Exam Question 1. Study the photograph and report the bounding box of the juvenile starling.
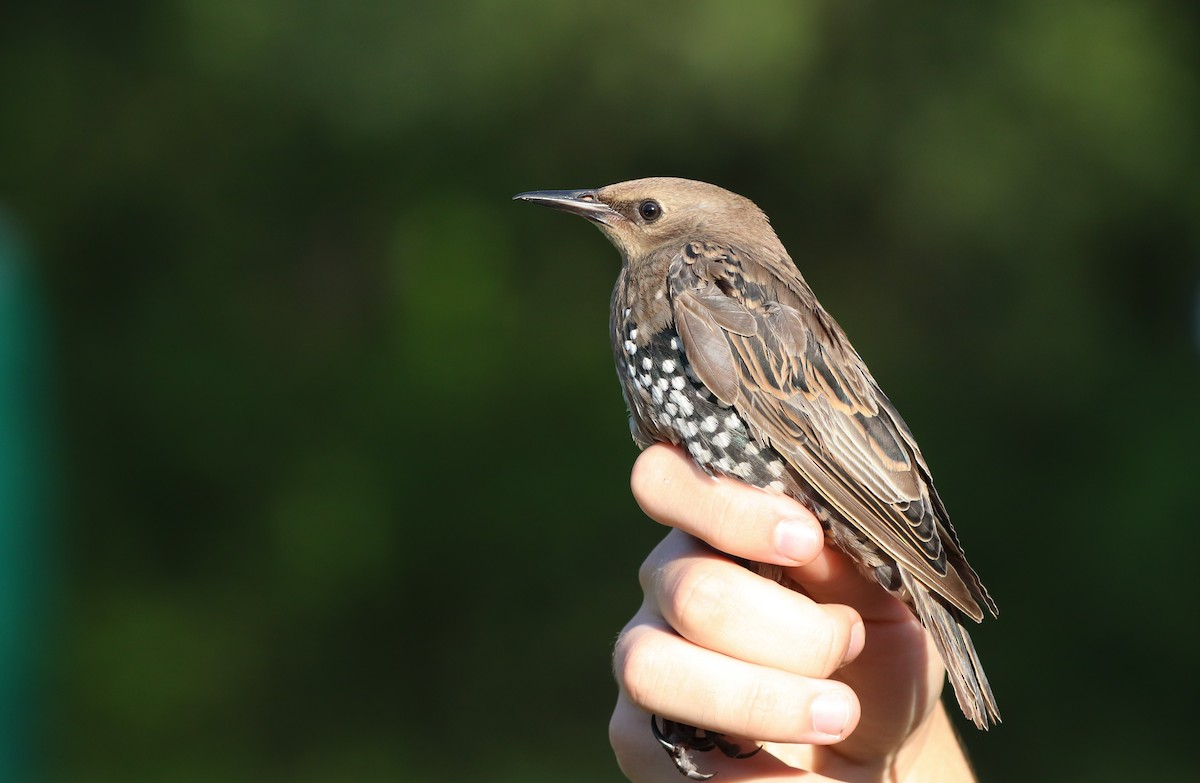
[515,178,998,779]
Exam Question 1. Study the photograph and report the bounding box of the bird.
[514,178,998,779]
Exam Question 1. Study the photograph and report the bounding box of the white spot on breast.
[671,376,686,390]
[725,414,742,430]
[651,385,664,404]
[669,337,679,350]
[629,328,638,340]
[734,461,751,477]
[656,378,669,391]
[661,359,676,373]
[642,357,652,370]
[767,460,785,477]
[664,402,678,417]
[712,431,732,449]
[767,480,786,493]
[626,363,636,378]
[715,456,734,472]
[640,374,651,387]
[701,416,719,433]
[624,340,637,355]
[743,442,759,455]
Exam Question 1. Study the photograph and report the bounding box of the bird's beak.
[512,189,618,224]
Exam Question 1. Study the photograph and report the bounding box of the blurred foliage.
[1,1,1197,781]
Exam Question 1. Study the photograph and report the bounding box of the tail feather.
[903,570,1000,728]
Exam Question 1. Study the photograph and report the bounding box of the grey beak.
[513,189,617,223]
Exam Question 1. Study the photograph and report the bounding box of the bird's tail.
[902,570,1000,729]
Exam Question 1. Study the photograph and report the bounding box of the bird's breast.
[613,309,791,491]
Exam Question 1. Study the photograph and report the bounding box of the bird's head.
[515,177,782,261]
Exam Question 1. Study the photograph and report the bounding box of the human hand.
[609,444,976,782]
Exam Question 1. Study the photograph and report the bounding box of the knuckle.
[612,626,666,707]
[807,620,846,677]
[636,553,659,595]
[701,482,767,552]
[739,677,789,731]
[809,607,856,676]
[701,489,738,541]
[666,563,727,636]
[638,532,687,596]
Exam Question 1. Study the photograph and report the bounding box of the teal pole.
[0,212,50,781]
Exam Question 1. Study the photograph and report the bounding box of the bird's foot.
[651,715,761,779]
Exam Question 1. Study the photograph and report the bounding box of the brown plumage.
[516,177,999,779]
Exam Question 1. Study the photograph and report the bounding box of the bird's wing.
[670,241,994,620]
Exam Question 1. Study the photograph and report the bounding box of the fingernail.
[775,519,821,563]
[811,692,851,738]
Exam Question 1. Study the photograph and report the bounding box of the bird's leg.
[650,715,761,780]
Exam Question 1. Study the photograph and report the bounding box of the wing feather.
[670,241,993,620]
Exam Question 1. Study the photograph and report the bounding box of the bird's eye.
[638,200,662,222]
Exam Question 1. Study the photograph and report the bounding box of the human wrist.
[890,702,978,783]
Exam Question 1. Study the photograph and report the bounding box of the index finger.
[631,444,825,568]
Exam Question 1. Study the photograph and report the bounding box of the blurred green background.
[1,1,1197,781]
